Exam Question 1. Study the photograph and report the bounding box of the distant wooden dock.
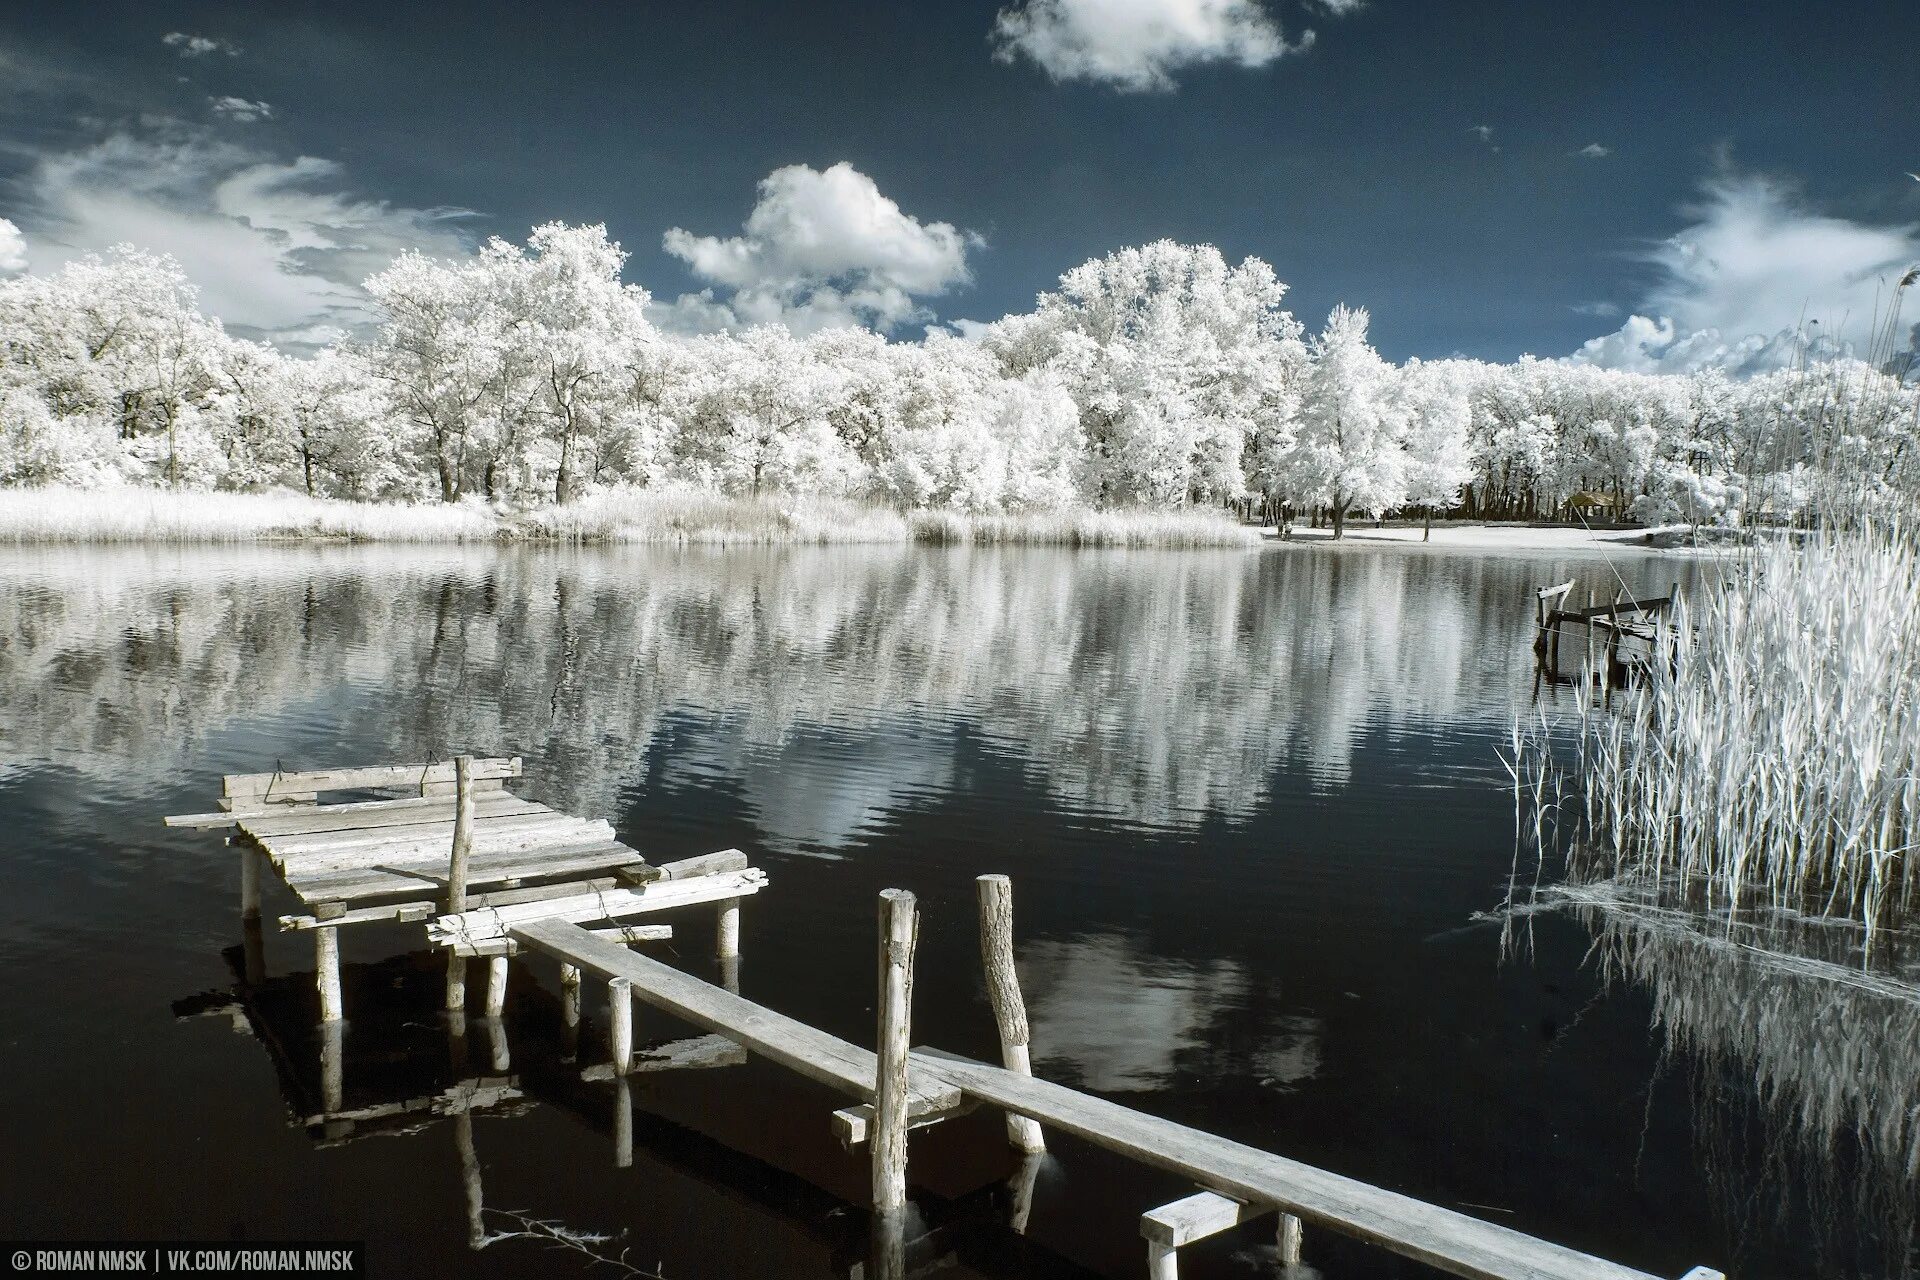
[168,756,1723,1280]
[1532,580,1682,690]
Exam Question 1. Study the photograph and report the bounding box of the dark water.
[0,542,1910,1280]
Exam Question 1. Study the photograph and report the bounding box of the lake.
[0,541,1910,1280]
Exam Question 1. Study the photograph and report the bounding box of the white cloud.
[208,96,272,123]
[1574,142,1611,159]
[1468,124,1493,142]
[657,162,979,335]
[162,32,239,58]
[1573,171,1920,375]
[1570,300,1621,318]
[990,0,1311,93]
[0,218,25,274]
[1310,0,1365,12]
[12,126,478,342]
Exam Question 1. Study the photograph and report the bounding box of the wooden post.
[315,926,343,1023]
[609,977,633,1075]
[1278,1211,1303,1266]
[716,897,741,960]
[976,875,1046,1154]
[445,755,475,1013]
[1007,1150,1042,1235]
[240,846,261,921]
[560,960,582,1046]
[719,954,741,996]
[872,888,918,1214]
[1147,1241,1178,1280]
[241,915,266,986]
[484,956,509,1017]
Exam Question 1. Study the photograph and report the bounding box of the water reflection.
[1022,932,1321,1094]
[1573,895,1920,1280]
[0,543,1632,835]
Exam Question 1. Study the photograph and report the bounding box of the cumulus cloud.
[1574,142,1611,158]
[657,162,979,335]
[1310,0,1365,12]
[208,96,271,123]
[11,126,478,342]
[990,0,1312,92]
[162,32,239,58]
[1570,300,1621,318]
[0,218,26,274]
[1572,170,1920,375]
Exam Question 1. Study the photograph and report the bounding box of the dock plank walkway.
[915,1047,1662,1280]
[511,918,961,1117]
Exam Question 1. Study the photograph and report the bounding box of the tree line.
[3,227,1914,531]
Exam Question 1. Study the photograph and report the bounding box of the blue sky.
[2,0,1916,366]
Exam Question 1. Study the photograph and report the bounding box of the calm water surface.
[0,542,1910,1279]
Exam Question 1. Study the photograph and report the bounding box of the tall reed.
[1562,526,1920,949]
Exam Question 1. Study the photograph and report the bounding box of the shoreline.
[1269,521,1713,554]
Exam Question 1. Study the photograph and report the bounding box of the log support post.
[609,977,634,1075]
[977,875,1046,1154]
[716,897,741,960]
[872,888,918,1215]
[320,1018,345,1116]
[1142,1190,1296,1279]
[484,956,509,1017]
[315,926,343,1023]
[240,845,261,921]
[444,755,475,1013]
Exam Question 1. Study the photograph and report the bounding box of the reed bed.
[1555,884,1920,1275]
[0,484,1260,549]
[1548,525,1920,949]
[0,486,499,543]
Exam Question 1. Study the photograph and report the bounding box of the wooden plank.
[223,756,521,799]
[257,812,599,861]
[464,921,674,959]
[236,793,541,837]
[832,1098,975,1148]
[265,821,616,876]
[277,875,631,931]
[168,792,513,830]
[509,918,959,1115]
[912,1049,1659,1280]
[289,841,648,904]
[431,869,767,953]
[1142,1190,1266,1248]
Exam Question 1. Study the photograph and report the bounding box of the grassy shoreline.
[0,486,1260,549]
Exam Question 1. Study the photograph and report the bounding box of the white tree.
[1277,306,1407,537]
[1397,358,1477,539]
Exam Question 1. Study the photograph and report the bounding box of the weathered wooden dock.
[1532,580,1682,690]
[168,756,1725,1280]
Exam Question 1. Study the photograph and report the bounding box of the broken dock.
[167,755,1724,1280]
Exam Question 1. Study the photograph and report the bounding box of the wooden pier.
[169,756,1724,1280]
[1532,580,1681,690]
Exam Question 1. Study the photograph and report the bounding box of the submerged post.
[484,956,509,1018]
[315,926,343,1023]
[873,888,918,1214]
[609,977,634,1075]
[976,875,1046,1154]
[445,755,475,1013]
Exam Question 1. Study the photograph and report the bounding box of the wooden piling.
[716,897,741,960]
[240,846,261,921]
[976,875,1046,1154]
[444,755,475,1013]
[609,976,634,1075]
[484,956,508,1017]
[315,926,343,1023]
[455,1111,485,1249]
[1279,1210,1304,1266]
[872,888,918,1214]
